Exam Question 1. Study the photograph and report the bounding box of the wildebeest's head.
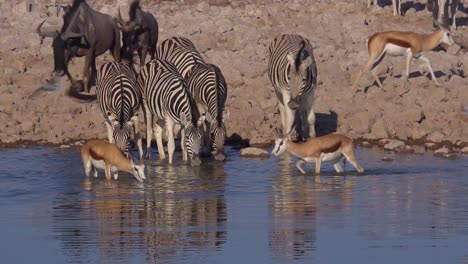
[115,8,142,61]
[286,41,314,110]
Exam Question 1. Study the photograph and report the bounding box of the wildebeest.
[37,0,121,98]
[116,0,158,67]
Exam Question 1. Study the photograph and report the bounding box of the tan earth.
[0,0,467,153]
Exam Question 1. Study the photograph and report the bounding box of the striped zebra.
[157,37,205,78]
[96,60,143,159]
[138,59,203,166]
[268,34,318,140]
[187,63,228,161]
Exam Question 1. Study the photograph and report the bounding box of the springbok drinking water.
[272,129,364,174]
[81,139,145,182]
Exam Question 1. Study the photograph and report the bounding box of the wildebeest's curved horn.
[37,20,59,40]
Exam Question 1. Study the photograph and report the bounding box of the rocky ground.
[0,0,467,156]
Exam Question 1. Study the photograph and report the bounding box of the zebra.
[186,63,228,161]
[138,59,203,166]
[95,47,143,159]
[268,34,318,141]
[157,36,205,78]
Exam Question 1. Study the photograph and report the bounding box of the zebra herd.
[95,33,228,166]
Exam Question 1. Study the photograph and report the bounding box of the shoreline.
[2,136,466,158]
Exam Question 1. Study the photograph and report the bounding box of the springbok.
[351,27,454,90]
[81,139,145,182]
[272,129,364,174]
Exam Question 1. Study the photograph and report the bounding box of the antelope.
[81,139,145,182]
[272,129,364,174]
[351,27,454,90]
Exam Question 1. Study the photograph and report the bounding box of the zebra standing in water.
[268,34,318,140]
[186,63,228,161]
[95,44,143,160]
[138,59,202,166]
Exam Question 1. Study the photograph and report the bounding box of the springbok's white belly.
[90,158,118,172]
[303,150,343,163]
[385,43,411,56]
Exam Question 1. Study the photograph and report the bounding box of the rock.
[20,121,34,133]
[383,139,405,151]
[461,147,468,154]
[433,147,457,159]
[361,141,373,148]
[425,142,438,150]
[382,156,394,161]
[369,119,388,139]
[399,145,414,153]
[59,145,70,149]
[447,43,460,55]
[427,131,445,143]
[240,147,270,158]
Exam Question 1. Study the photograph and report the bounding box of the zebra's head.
[211,121,226,161]
[112,122,133,156]
[286,42,314,110]
[185,123,203,166]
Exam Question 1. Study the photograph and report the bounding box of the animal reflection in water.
[79,162,227,261]
[269,154,357,261]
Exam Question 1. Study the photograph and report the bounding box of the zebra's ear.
[205,112,213,123]
[180,113,188,126]
[299,56,313,72]
[223,108,230,120]
[286,52,296,71]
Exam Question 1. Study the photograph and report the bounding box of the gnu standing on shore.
[116,0,158,67]
[187,63,228,161]
[138,59,203,166]
[37,0,121,96]
[95,42,143,160]
[268,34,318,141]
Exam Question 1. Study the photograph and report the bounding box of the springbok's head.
[272,128,289,156]
[286,41,314,110]
[129,157,145,182]
[439,27,455,46]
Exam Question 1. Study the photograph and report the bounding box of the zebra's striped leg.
[131,116,143,161]
[143,101,153,159]
[181,126,187,161]
[166,119,175,164]
[153,120,165,160]
[284,106,295,139]
[105,121,114,143]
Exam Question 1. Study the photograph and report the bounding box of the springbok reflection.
[269,153,357,261]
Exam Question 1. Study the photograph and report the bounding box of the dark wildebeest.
[37,0,121,97]
[116,0,158,67]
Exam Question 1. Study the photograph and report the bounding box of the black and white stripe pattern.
[186,63,227,161]
[96,61,143,158]
[138,59,202,165]
[268,34,318,140]
[157,37,205,78]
